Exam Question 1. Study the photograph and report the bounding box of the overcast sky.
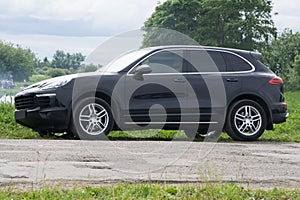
[0,0,299,59]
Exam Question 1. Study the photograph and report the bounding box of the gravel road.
[0,139,299,190]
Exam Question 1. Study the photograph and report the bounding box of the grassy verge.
[1,183,300,199]
[0,91,299,142]
[260,91,300,142]
[0,103,39,139]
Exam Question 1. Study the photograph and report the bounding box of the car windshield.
[97,49,153,72]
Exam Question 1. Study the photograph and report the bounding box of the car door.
[123,49,189,128]
[183,49,241,127]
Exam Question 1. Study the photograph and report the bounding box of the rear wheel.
[71,97,114,140]
[225,100,266,141]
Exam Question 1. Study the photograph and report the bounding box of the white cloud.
[0,32,108,59]
[0,1,161,60]
[0,0,299,36]
[0,0,160,36]
[272,0,300,32]
[0,0,299,61]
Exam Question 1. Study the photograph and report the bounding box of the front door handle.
[173,78,186,83]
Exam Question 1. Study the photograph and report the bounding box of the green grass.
[1,183,299,199]
[0,91,299,142]
[0,104,39,139]
[261,91,300,142]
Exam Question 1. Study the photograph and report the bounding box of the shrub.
[29,75,51,84]
[46,68,67,78]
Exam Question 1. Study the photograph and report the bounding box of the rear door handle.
[226,78,238,82]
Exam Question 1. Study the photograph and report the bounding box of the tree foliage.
[143,0,276,51]
[0,41,88,81]
[261,30,300,91]
[0,41,36,81]
[79,64,102,73]
[34,50,87,77]
[51,50,85,70]
[46,68,67,78]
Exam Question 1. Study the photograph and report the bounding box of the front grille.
[15,95,51,110]
[15,96,35,110]
[37,97,51,108]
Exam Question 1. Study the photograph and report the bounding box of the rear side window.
[184,50,227,72]
[223,52,252,72]
[207,51,226,72]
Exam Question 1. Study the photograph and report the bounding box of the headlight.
[24,75,73,91]
[40,78,72,90]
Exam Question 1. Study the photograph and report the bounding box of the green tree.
[51,50,66,69]
[261,30,300,91]
[0,41,36,81]
[143,0,276,50]
[35,57,51,75]
[294,55,300,77]
[51,50,85,70]
[36,57,51,69]
[70,53,86,70]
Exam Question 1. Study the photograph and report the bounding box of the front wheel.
[71,97,114,140]
[225,100,267,141]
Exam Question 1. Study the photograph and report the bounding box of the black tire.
[71,97,114,140]
[184,129,204,140]
[38,130,54,137]
[59,130,77,139]
[184,128,221,141]
[225,100,266,141]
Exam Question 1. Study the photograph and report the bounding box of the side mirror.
[133,64,152,81]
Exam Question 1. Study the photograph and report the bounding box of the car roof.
[143,45,261,59]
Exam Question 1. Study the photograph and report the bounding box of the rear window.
[223,52,252,72]
[247,55,273,73]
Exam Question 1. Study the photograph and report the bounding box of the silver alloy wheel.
[234,105,262,136]
[79,103,109,136]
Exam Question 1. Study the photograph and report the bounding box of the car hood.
[21,72,118,93]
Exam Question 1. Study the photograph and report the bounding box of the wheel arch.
[227,94,273,130]
[68,90,121,131]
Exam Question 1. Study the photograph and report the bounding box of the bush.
[29,75,51,84]
[46,68,67,78]
[80,64,102,72]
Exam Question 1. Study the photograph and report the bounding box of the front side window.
[140,50,184,73]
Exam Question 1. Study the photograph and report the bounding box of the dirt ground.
[0,139,299,190]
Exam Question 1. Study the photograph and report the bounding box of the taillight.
[269,77,283,85]
[282,103,287,110]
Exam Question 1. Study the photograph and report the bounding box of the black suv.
[14,46,288,141]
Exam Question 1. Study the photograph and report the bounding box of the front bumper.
[15,106,69,132]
